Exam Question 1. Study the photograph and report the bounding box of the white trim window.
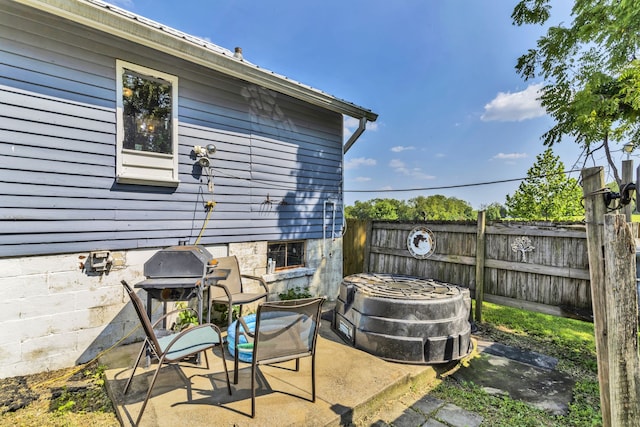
[267,240,306,271]
[116,60,179,186]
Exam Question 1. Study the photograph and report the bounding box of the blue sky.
[107,0,618,209]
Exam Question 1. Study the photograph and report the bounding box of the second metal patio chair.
[234,297,325,418]
[204,255,269,382]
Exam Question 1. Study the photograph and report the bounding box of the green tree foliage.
[406,195,474,220]
[481,202,508,220]
[344,195,475,221]
[344,198,402,220]
[512,0,640,185]
[505,148,583,220]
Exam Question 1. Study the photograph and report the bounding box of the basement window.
[116,60,179,187]
[267,241,305,270]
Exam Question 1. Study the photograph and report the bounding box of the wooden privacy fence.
[344,218,592,318]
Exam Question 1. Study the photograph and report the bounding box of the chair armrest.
[209,282,233,300]
[236,316,255,343]
[241,274,269,293]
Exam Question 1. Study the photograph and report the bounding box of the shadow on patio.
[100,305,445,427]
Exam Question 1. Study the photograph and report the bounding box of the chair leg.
[123,341,147,394]
[135,355,166,426]
[251,363,257,418]
[311,354,316,402]
[233,316,240,384]
[215,344,232,395]
[202,349,210,370]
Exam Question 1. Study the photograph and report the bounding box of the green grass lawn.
[430,301,602,427]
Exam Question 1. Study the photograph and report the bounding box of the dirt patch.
[0,376,38,414]
[0,362,118,427]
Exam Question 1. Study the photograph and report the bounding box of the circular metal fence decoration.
[407,226,435,259]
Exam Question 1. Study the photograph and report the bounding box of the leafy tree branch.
[512,0,640,186]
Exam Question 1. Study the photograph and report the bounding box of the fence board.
[346,220,592,318]
[343,219,368,276]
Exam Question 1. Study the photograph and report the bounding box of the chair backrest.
[253,297,325,364]
[208,256,243,298]
[121,280,162,354]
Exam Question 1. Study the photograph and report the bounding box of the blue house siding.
[0,1,345,257]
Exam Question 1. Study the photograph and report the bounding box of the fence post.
[603,214,640,426]
[474,210,486,323]
[363,220,373,273]
[582,166,611,427]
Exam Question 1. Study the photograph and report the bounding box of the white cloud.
[344,116,379,138]
[390,159,435,180]
[435,153,445,158]
[391,145,416,153]
[345,157,376,170]
[481,83,546,122]
[389,159,405,169]
[409,169,436,180]
[354,176,371,182]
[379,185,393,191]
[492,152,528,160]
[344,116,359,130]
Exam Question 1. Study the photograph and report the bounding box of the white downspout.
[341,117,368,237]
[343,117,367,154]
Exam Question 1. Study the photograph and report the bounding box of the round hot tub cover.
[332,273,472,364]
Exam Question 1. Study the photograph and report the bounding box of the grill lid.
[144,245,212,278]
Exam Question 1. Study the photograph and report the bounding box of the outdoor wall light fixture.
[205,144,217,156]
[198,156,211,168]
[194,144,217,196]
[193,144,216,168]
[624,142,634,160]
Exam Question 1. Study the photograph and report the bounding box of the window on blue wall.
[267,241,305,270]
[116,60,179,187]
[122,70,173,154]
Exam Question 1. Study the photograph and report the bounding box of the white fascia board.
[13,0,378,122]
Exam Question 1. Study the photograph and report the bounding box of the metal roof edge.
[12,0,378,122]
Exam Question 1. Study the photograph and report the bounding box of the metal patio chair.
[204,255,269,382]
[234,297,325,418]
[120,280,231,425]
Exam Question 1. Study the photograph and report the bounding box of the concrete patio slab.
[99,315,575,426]
[100,317,441,427]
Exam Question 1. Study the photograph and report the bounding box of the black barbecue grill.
[134,245,214,324]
